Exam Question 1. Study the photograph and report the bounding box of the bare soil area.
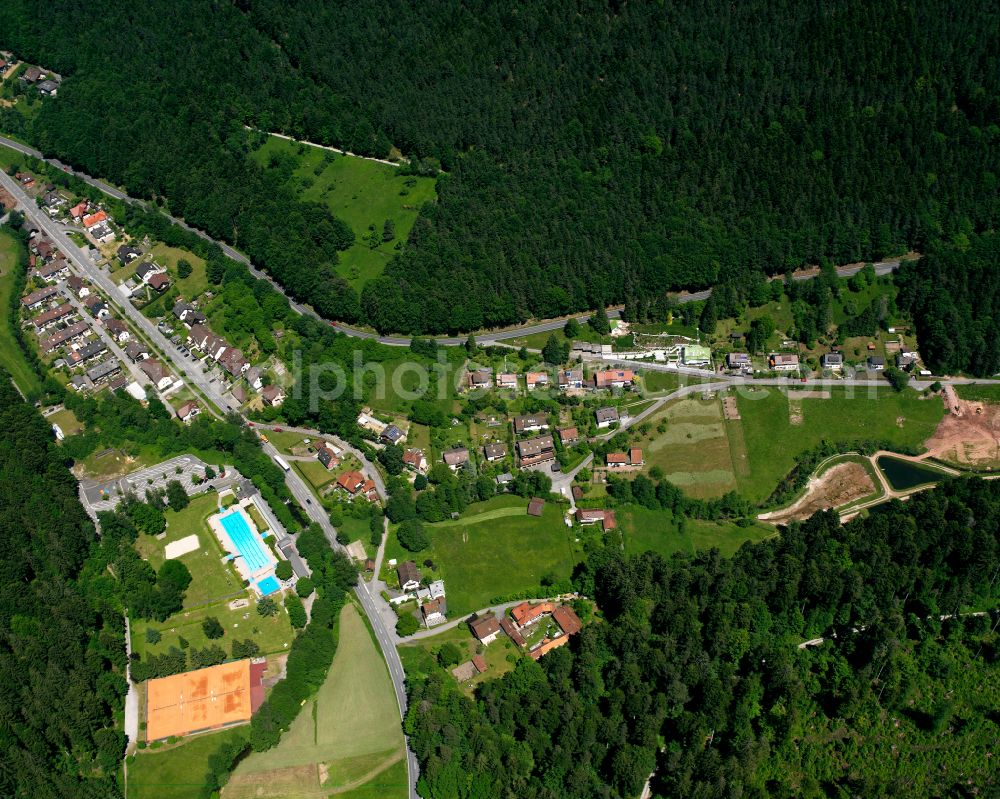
[924,394,1000,468]
[760,461,876,524]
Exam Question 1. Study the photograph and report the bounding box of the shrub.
[437,642,462,668]
[285,592,307,629]
[202,617,225,640]
[275,560,293,581]
[396,614,420,636]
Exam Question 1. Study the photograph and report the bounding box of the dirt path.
[759,460,877,524]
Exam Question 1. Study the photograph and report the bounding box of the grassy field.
[955,384,1000,402]
[251,136,436,290]
[0,230,42,398]
[48,407,83,436]
[294,458,336,491]
[129,727,248,799]
[418,496,578,615]
[737,387,943,503]
[636,397,739,499]
[149,243,209,299]
[225,603,405,799]
[619,506,773,559]
[399,622,518,692]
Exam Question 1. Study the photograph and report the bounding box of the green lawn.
[398,622,518,691]
[954,384,1000,402]
[294,458,336,491]
[48,407,83,436]
[736,387,943,503]
[619,506,773,559]
[0,231,43,398]
[128,727,248,799]
[149,243,209,300]
[251,135,437,290]
[419,496,579,615]
[226,603,405,799]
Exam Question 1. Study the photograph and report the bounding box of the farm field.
[0,230,42,398]
[129,727,248,799]
[224,603,405,799]
[618,506,773,559]
[736,387,943,503]
[251,135,436,290]
[636,396,739,499]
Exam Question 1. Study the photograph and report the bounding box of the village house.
[147,273,170,292]
[421,598,447,627]
[21,285,60,310]
[769,353,800,372]
[821,352,844,371]
[576,508,617,531]
[39,320,89,353]
[66,275,89,297]
[595,406,620,428]
[380,424,406,445]
[726,352,752,372]
[513,413,549,434]
[403,448,427,473]
[397,561,422,592]
[593,369,635,389]
[68,340,107,367]
[528,605,584,661]
[483,442,507,462]
[896,353,917,369]
[557,368,584,390]
[245,366,264,391]
[34,260,70,282]
[469,615,502,645]
[219,348,250,378]
[82,210,108,230]
[124,340,150,362]
[442,446,470,470]
[86,358,121,386]
[867,355,885,371]
[495,472,514,488]
[500,616,526,647]
[37,79,59,97]
[517,434,555,467]
[316,442,340,470]
[525,371,549,390]
[103,318,131,343]
[337,471,366,495]
[117,245,141,266]
[465,368,493,390]
[261,384,285,406]
[496,372,518,391]
[510,601,556,629]
[558,427,579,445]
[31,302,74,332]
[172,300,206,327]
[175,401,200,423]
[139,358,174,391]
[69,201,88,220]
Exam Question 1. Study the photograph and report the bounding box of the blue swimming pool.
[219,509,271,573]
[256,575,281,596]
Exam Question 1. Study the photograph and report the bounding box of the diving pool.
[219,508,272,573]
[256,575,281,596]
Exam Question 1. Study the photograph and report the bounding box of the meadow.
[0,230,43,398]
[251,136,436,290]
[225,603,405,799]
[128,727,248,799]
[618,505,773,559]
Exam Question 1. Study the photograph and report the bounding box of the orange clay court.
[146,659,253,741]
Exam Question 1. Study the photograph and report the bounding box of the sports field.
[251,135,436,290]
[0,230,42,398]
[224,603,405,799]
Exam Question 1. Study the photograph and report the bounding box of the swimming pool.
[256,575,281,596]
[219,508,272,573]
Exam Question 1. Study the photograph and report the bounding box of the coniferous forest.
[1,1,999,337]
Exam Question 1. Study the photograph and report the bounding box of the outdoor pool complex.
[219,508,272,572]
[216,506,280,595]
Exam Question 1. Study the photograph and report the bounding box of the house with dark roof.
[397,561,422,592]
[380,424,405,445]
[86,358,121,385]
[517,435,555,466]
[726,352,752,372]
[103,317,130,343]
[867,355,885,371]
[21,285,59,309]
[513,413,549,434]
[220,348,249,377]
[147,273,170,292]
[483,441,507,462]
[117,245,141,266]
[39,320,89,352]
[139,358,173,390]
[443,446,470,469]
[175,401,200,423]
[469,615,502,645]
[558,427,579,445]
[558,368,584,390]
[124,340,150,362]
[527,497,545,516]
[821,352,844,370]
[769,353,800,372]
[31,302,74,331]
[594,406,620,428]
[403,448,427,473]
[261,384,285,406]
[316,442,340,470]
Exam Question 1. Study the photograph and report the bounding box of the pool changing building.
[209,501,282,596]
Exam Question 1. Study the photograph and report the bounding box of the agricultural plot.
[251,135,436,290]
[637,397,739,499]
[224,604,405,799]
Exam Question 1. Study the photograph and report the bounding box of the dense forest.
[3,1,1000,335]
[0,373,126,798]
[406,478,1000,798]
[896,233,1000,376]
